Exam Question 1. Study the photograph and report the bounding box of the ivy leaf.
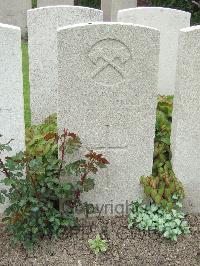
[62,183,71,191]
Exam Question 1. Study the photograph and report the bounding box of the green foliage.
[80,0,100,9]
[22,42,31,128]
[88,234,108,255]
[25,114,57,157]
[128,199,190,241]
[32,0,37,8]
[151,0,200,25]
[141,96,184,209]
[0,115,109,249]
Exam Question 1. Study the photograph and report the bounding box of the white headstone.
[118,7,191,95]
[101,0,137,21]
[0,23,25,214]
[57,23,160,215]
[37,0,74,8]
[0,0,32,38]
[28,6,103,124]
[171,26,200,213]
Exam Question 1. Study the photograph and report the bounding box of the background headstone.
[118,7,191,95]
[0,0,32,39]
[0,24,25,214]
[171,26,200,213]
[57,23,160,214]
[101,0,137,22]
[27,6,103,124]
[37,0,74,8]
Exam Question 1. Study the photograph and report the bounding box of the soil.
[0,215,199,266]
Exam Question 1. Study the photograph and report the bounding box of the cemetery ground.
[0,41,199,265]
[0,215,200,265]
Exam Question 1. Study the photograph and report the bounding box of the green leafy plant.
[25,114,57,158]
[79,0,100,9]
[0,115,109,249]
[154,96,173,176]
[128,198,190,241]
[88,234,108,255]
[140,96,184,209]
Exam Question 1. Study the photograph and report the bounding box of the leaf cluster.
[141,97,184,208]
[128,199,190,241]
[88,234,108,255]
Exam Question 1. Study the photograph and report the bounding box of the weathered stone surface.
[118,7,191,95]
[0,24,25,213]
[101,0,137,22]
[171,26,200,213]
[28,6,103,124]
[0,0,32,38]
[37,0,74,8]
[57,23,160,214]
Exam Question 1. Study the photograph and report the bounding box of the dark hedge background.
[75,0,200,24]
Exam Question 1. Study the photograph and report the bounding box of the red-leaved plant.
[0,115,109,249]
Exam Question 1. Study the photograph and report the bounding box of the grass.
[21,42,31,128]
[32,0,37,8]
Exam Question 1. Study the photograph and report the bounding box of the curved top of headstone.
[180,25,200,33]
[58,21,159,34]
[28,5,103,16]
[118,7,191,18]
[57,22,160,91]
[0,23,20,32]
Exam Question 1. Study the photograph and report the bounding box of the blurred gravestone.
[37,0,74,7]
[0,0,32,39]
[28,6,103,124]
[0,24,25,214]
[101,0,137,21]
[171,26,200,213]
[118,7,191,95]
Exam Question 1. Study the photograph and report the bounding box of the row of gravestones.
[0,0,137,38]
[0,6,200,214]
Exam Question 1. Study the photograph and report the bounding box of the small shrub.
[128,198,190,241]
[88,234,108,255]
[0,115,109,249]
